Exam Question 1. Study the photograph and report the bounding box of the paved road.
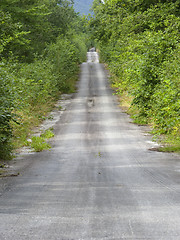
[0,52,180,239]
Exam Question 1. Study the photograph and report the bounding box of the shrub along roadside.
[0,34,87,160]
[0,0,89,161]
[90,0,180,152]
[0,63,15,160]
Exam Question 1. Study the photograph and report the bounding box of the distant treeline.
[90,0,180,149]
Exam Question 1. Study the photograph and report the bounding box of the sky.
[73,0,94,15]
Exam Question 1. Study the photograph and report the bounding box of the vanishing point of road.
[0,52,180,239]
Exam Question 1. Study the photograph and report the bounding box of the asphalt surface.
[0,52,180,239]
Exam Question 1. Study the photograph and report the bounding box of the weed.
[41,129,54,139]
[27,129,54,152]
[95,152,102,158]
[47,115,54,120]
[30,136,51,152]
[159,146,180,153]
[158,135,180,153]
[98,152,102,157]
[58,105,63,110]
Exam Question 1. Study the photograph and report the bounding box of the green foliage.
[26,129,54,152]
[0,35,86,159]
[0,0,88,160]
[46,36,78,92]
[30,136,51,152]
[0,0,79,62]
[15,59,58,105]
[0,9,28,57]
[41,129,54,139]
[48,0,77,36]
[72,34,88,62]
[150,47,180,134]
[0,62,16,160]
[90,0,180,146]
[0,0,50,61]
[159,137,180,153]
[46,33,87,92]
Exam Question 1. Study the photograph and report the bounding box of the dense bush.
[150,47,180,134]
[90,0,180,145]
[47,36,81,92]
[0,63,15,159]
[0,0,88,160]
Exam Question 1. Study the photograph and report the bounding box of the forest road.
[0,52,180,239]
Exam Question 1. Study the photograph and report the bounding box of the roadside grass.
[0,169,5,176]
[113,86,180,154]
[156,135,180,153]
[0,163,8,176]
[66,76,79,93]
[117,92,132,113]
[114,89,146,125]
[30,136,51,152]
[25,129,55,152]
[12,99,56,152]
[41,129,54,139]
[10,74,79,157]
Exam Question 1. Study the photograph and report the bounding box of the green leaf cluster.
[28,129,54,152]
